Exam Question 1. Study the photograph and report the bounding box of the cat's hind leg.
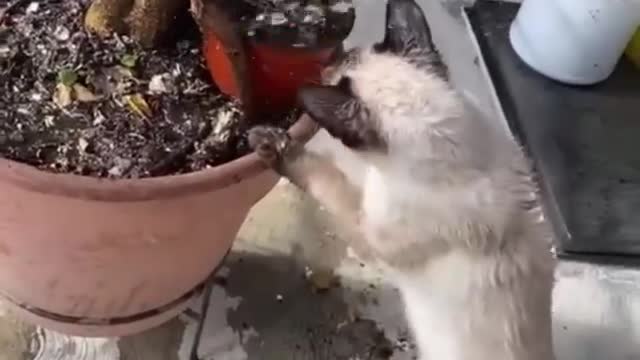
[249,126,362,226]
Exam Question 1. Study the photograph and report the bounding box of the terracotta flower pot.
[0,115,317,337]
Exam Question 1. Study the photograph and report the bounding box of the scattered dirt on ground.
[0,0,297,179]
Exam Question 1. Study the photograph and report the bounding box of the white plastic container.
[510,0,640,85]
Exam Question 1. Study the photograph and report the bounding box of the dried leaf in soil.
[123,93,153,119]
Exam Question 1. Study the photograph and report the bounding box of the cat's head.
[298,0,456,158]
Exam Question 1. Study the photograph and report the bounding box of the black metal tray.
[466,1,640,258]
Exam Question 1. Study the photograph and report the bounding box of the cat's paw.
[248,126,292,167]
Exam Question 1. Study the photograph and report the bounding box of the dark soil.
[245,0,355,48]
[0,0,297,179]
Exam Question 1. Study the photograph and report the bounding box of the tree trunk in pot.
[85,0,186,48]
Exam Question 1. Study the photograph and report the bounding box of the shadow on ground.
[189,250,400,360]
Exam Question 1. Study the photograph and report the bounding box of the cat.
[247,0,556,359]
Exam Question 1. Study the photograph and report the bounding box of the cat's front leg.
[248,126,362,226]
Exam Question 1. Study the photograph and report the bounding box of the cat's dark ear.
[298,80,385,151]
[374,0,435,55]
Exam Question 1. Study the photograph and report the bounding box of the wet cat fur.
[248,0,556,359]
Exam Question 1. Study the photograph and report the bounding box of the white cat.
[248,0,556,359]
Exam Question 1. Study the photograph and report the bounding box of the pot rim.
[193,0,355,52]
[0,115,318,202]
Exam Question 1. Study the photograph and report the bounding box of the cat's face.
[298,0,449,156]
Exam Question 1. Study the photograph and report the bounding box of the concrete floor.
[2,0,640,359]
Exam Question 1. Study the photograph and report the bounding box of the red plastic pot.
[192,0,354,116]
[204,31,336,114]
[0,115,317,337]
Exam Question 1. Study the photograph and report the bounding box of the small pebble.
[172,64,182,77]
[36,44,47,55]
[16,107,30,115]
[270,12,288,25]
[77,138,89,153]
[30,92,43,102]
[26,2,40,13]
[43,115,55,128]
[108,157,133,177]
[148,73,173,94]
[93,111,106,126]
[0,46,11,57]
[53,26,70,42]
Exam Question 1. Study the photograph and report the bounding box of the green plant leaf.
[120,54,139,68]
[57,69,78,86]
